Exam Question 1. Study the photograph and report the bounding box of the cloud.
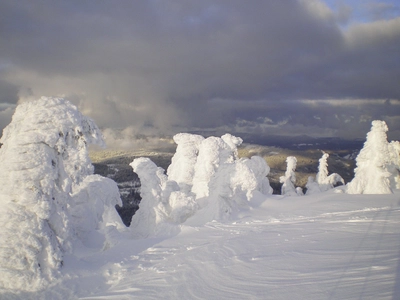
[100,127,175,151]
[0,0,399,141]
[366,2,400,21]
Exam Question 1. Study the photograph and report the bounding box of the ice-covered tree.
[306,152,345,194]
[129,158,171,238]
[388,141,400,190]
[316,153,329,185]
[167,133,204,193]
[70,175,125,245]
[280,156,302,196]
[0,97,122,291]
[189,134,273,223]
[305,176,321,195]
[224,156,273,209]
[131,133,273,227]
[191,136,236,199]
[347,120,392,194]
[238,156,274,196]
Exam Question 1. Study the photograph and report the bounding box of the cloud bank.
[0,0,399,143]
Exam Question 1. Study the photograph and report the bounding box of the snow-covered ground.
[1,98,399,300]
[3,190,399,300]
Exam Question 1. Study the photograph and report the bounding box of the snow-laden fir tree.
[347,120,392,194]
[306,152,344,194]
[280,156,303,196]
[0,97,122,291]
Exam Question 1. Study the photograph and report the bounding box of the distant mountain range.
[188,131,365,151]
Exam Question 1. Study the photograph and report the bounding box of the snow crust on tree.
[306,152,345,195]
[0,97,123,291]
[347,120,393,194]
[130,133,273,235]
[280,156,302,196]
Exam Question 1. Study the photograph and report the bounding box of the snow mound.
[130,133,273,234]
[0,97,123,292]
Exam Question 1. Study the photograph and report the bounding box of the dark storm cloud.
[0,0,399,140]
[0,80,19,104]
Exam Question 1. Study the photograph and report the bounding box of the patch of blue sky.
[324,0,400,25]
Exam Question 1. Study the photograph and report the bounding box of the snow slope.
[1,100,399,299]
[2,190,399,300]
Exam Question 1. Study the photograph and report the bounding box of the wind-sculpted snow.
[347,120,396,194]
[0,97,123,292]
[130,133,273,234]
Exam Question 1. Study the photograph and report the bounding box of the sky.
[0,0,399,146]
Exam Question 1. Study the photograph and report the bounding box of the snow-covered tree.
[167,133,204,193]
[190,134,272,223]
[347,120,392,194]
[129,157,195,237]
[0,97,122,291]
[238,156,274,196]
[191,136,235,199]
[70,175,125,244]
[305,176,321,195]
[388,141,400,190]
[306,152,345,195]
[280,156,302,196]
[131,133,273,228]
[316,153,329,185]
[129,157,171,238]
